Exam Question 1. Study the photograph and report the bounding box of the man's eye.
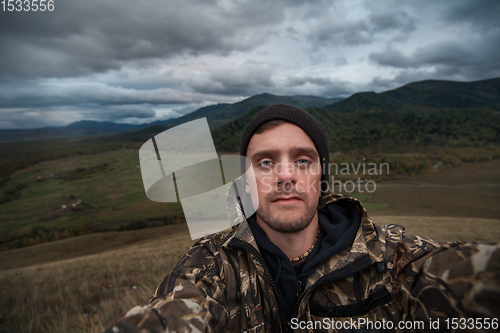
[260,160,272,167]
[297,159,310,166]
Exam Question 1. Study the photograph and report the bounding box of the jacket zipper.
[291,254,374,319]
[353,273,362,303]
[228,238,290,332]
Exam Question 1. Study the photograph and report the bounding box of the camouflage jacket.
[106,193,500,332]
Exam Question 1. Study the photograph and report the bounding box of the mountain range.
[210,78,500,152]
[0,95,340,143]
[325,78,500,113]
[0,78,498,144]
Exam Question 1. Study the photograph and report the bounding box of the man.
[107,104,499,332]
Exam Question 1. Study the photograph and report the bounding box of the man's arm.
[105,238,230,333]
[393,239,500,329]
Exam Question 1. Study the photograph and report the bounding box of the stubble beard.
[257,190,318,234]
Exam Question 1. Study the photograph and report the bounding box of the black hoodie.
[248,199,361,321]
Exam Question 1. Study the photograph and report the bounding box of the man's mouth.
[271,195,303,203]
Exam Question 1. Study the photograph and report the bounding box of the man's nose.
[275,162,296,183]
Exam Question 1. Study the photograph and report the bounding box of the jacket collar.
[223,191,385,275]
[319,191,386,262]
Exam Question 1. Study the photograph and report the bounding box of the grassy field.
[0,149,183,248]
[2,145,499,250]
[0,224,193,333]
[364,158,500,219]
[0,159,499,332]
[1,216,498,333]
[0,224,190,271]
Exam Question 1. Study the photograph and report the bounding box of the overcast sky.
[0,0,499,129]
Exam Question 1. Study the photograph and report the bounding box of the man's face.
[246,123,322,233]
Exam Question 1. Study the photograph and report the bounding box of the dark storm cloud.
[84,105,156,121]
[286,76,334,86]
[369,28,500,80]
[365,0,500,81]
[371,41,483,70]
[185,62,274,95]
[1,0,499,129]
[440,0,500,31]
[368,12,415,32]
[0,81,211,108]
[308,9,416,47]
[0,0,291,79]
[369,48,414,68]
[186,65,356,98]
[283,76,356,97]
[368,71,443,91]
[0,104,156,129]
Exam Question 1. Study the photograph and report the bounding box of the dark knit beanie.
[240,104,330,190]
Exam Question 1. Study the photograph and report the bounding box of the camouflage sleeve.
[105,238,229,333]
[392,238,500,331]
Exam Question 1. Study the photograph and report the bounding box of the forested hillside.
[213,107,500,153]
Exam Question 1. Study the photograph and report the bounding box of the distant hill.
[146,103,230,128]
[1,77,499,159]
[213,106,500,153]
[324,78,500,113]
[0,95,339,143]
[212,78,500,152]
[0,120,142,143]
[3,78,498,144]
[64,120,139,131]
[156,93,340,129]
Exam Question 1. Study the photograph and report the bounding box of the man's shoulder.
[193,224,245,253]
[321,192,440,254]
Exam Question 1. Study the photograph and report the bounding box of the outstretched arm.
[105,239,230,333]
